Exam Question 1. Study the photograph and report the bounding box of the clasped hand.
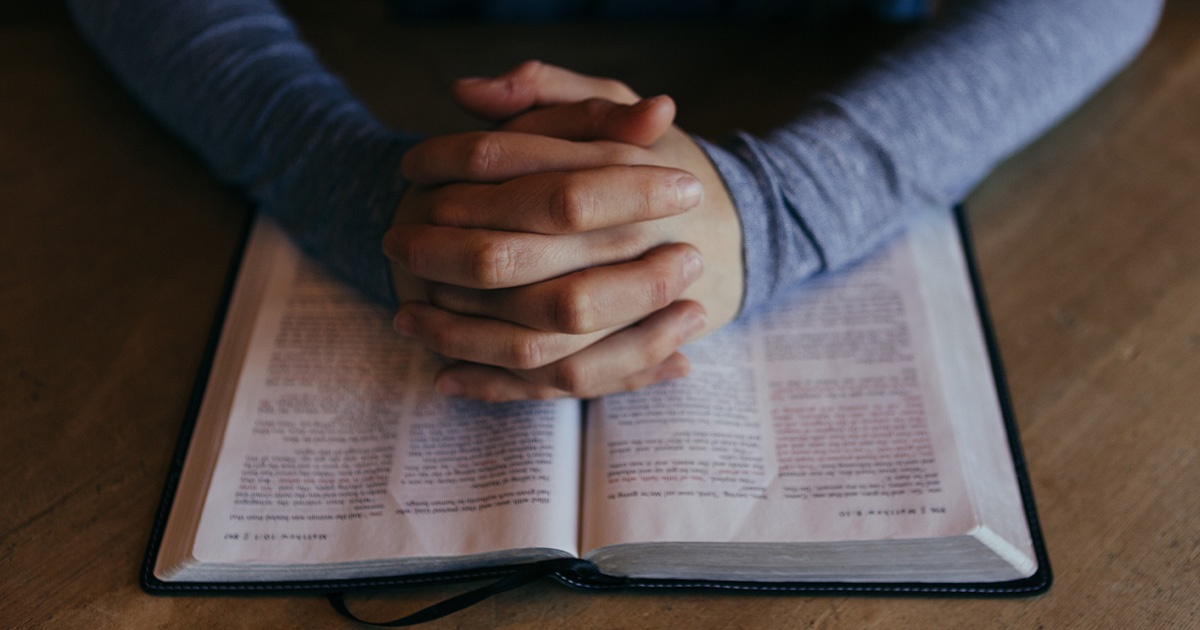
[384,62,743,401]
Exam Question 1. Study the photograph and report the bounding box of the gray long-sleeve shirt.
[66,0,1163,315]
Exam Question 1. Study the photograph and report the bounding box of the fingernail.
[393,310,416,338]
[676,177,703,208]
[682,250,704,284]
[455,76,488,86]
[436,376,464,397]
[683,310,707,342]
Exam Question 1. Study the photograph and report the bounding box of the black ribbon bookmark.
[328,558,591,627]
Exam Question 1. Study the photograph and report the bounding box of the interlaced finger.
[401,131,659,185]
[424,166,700,234]
[427,243,704,333]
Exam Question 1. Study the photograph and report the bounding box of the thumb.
[452,60,641,121]
[498,95,677,146]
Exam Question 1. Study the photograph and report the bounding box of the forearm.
[67,0,419,305]
[708,0,1164,316]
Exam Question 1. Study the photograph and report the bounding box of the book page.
[166,221,580,580]
[581,208,1014,559]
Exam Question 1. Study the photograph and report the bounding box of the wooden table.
[3,2,1198,628]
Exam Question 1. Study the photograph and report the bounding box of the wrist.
[268,127,417,308]
[695,134,823,318]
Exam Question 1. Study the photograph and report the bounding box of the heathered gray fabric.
[706,0,1162,314]
[66,0,1162,315]
[67,0,418,305]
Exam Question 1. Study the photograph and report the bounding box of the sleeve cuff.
[695,134,824,319]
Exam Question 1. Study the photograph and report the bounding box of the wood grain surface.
[2,2,1197,628]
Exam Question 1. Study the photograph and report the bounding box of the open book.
[143,206,1049,596]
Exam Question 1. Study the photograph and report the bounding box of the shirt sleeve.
[66,0,421,306]
[703,0,1164,317]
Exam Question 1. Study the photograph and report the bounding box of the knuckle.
[646,271,676,311]
[551,284,593,334]
[552,177,596,232]
[637,180,659,219]
[510,333,548,370]
[581,98,613,137]
[471,236,518,288]
[549,360,591,396]
[464,134,502,179]
[581,98,612,127]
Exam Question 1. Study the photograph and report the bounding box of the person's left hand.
[385,62,745,401]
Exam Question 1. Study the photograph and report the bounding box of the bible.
[142,205,1050,598]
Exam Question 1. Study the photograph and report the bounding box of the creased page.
[581,210,976,554]
[184,221,580,579]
